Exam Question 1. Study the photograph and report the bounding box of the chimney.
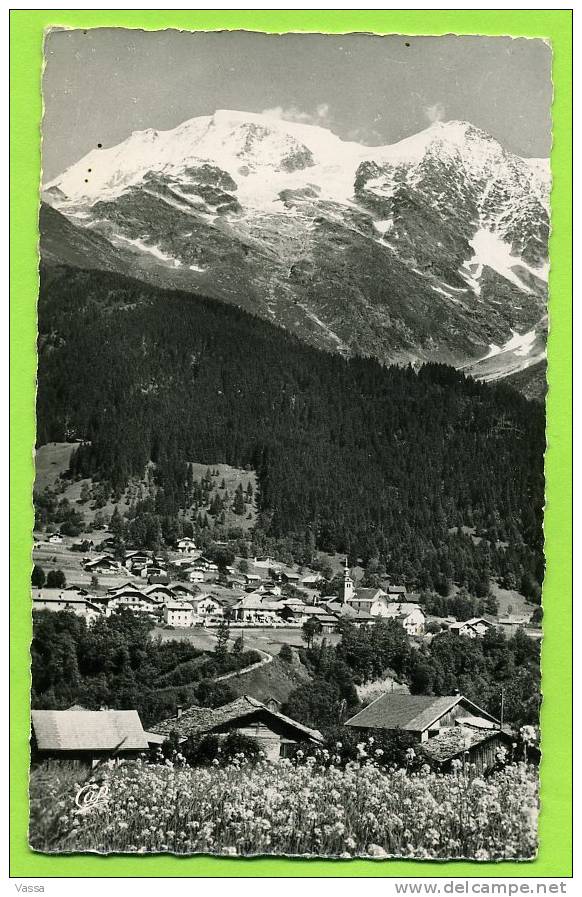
[176,705,183,719]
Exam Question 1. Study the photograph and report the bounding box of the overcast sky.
[42,29,552,181]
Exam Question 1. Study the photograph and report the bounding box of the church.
[324,562,426,635]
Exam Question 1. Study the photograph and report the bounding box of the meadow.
[29,753,538,860]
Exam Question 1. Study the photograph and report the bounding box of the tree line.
[36,264,545,593]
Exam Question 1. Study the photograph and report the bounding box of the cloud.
[261,103,332,127]
[423,102,446,124]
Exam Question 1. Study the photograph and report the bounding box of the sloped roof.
[108,588,148,599]
[84,555,117,567]
[325,600,358,617]
[346,694,461,732]
[31,710,149,751]
[346,693,499,732]
[107,581,139,593]
[419,726,507,763]
[385,602,425,617]
[234,595,280,611]
[352,588,387,603]
[32,589,87,605]
[150,695,323,743]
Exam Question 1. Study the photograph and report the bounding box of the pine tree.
[31,565,45,588]
[233,484,245,516]
[215,618,230,662]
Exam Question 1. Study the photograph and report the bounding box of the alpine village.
[30,109,546,859]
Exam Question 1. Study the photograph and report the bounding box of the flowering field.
[29,755,538,860]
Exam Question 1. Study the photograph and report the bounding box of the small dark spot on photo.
[405,42,411,48]
[88,168,92,173]
[84,179,89,183]
[97,143,103,148]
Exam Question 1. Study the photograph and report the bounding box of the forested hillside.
[36,264,544,592]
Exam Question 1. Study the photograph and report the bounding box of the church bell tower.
[340,558,355,604]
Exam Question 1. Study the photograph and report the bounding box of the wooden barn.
[345,693,510,772]
[418,725,514,773]
[30,709,157,766]
[150,695,323,761]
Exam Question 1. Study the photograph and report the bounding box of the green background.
[10,9,572,879]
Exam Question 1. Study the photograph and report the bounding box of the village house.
[323,598,375,628]
[124,551,150,572]
[83,554,120,575]
[176,537,197,553]
[144,583,176,603]
[448,617,493,638]
[252,556,278,570]
[227,576,247,590]
[71,539,94,553]
[163,601,194,628]
[32,589,103,622]
[496,615,532,635]
[168,582,196,599]
[190,594,222,618]
[281,604,338,631]
[30,709,156,766]
[145,568,169,583]
[249,582,282,597]
[106,580,137,595]
[281,571,301,584]
[384,602,426,636]
[150,695,323,761]
[301,572,325,588]
[345,692,507,772]
[386,584,408,597]
[106,589,159,616]
[231,593,281,625]
[187,569,205,584]
[244,573,262,585]
[48,533,63,544]
[418,724,514,774]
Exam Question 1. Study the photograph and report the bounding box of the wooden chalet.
[418,725,514,774]
[30,709,155,766]
[150,695,323,761]
[346,693,507,772]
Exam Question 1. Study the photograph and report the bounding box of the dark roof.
[352,588,386,603]
[345,693,499,732]
[419,726,510,764]
[325,600,357,617]
[150,695,323,743]
[31,710,149,752]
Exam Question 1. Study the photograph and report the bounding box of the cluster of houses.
[33,548,525,641]
[81,547,171,581]
[30,689,517,774]
[32,561,430,634]
[35,528,532,640]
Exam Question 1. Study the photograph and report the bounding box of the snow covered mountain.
[41,110,550,393]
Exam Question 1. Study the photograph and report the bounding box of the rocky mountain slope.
[41,110,550,389]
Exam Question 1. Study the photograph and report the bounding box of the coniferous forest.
[36,264,545,593]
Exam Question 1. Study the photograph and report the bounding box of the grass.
[33,442,258,532]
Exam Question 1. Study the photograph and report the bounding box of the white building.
[449,618,493,638]
[163,602,194,628]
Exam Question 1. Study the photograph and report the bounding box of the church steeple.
[339,558,355,604]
